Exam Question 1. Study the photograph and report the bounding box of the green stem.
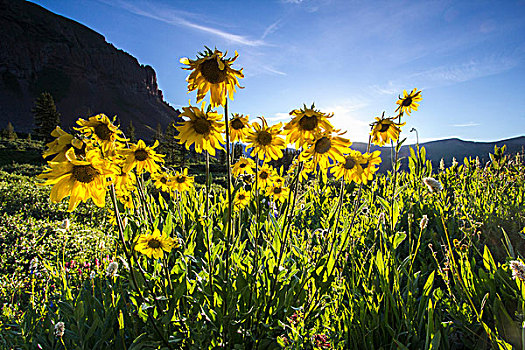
[223,99,233,344]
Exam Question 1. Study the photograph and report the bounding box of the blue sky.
[31,0,525,143]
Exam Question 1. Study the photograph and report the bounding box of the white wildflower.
[510,260,525,282]
[420,215,428,230]
[106,261,118,277]
[422,177,443,193]
[54,321,65,337]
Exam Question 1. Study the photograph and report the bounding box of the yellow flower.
[113,167,136,193]
[274,176,285,186]
[395,88,422,115]
[117,191,135,209]
[284,104,333,148]
[43,126,90,162]
[266,185,290,203]
[288,159,314,182]
[359,151,382,184]
[38,148,118,211]
[176,101,225,156]
[232,157,255,177]
[256,164,276,188]
[134,229,178,259]
[246,117,286,161]
[233,188,250,211]
[75,114,125,152]
[180,48,244,107]
[229,113,250,142]
[331,149,365,184]
[152,172,173,193]
[120,140,165,174]
[299,130,351,169]
[370,117,406,146]
[170,168,194,193]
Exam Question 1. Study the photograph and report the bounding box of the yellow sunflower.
[246,117,286,161]
[43,127,90,162]
[274,176,285,186]
[233,188,251,211]
[112,166,136,193]
[120,140,165,174]
[232,157,255,177]
[284,104,334,148]
[152,171,173,193]
[266,185,290,203]
[117,191,135,210]
[134,229,178,259]
[370,117,406,146]
[359,151,382,184]
[170,168,194,193]
[395,88,422,116]
[38,148,118,211]
[75,114,125,152]
[176,101,225,156]
[331,149,365,184]
[299,130,351,169]
[257,164,276,188]
[180,47,244,107]
[229,113,250,142]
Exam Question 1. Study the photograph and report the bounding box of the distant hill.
[350,136,525,172]
[0,0,180,137]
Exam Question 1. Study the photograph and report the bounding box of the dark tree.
[1,122,17,140]
[155,122,163,142]
[32,92,60,142]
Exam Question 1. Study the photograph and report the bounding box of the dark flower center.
[147,239,161,249]
[231,118,245,130]
[314,137,331,154]
[260,171,269,180]
[344,157,356,170]
[135,149,149,161]
[160,177,167,184]
[94,123,112,141]
[257,131,272,146]
[379,122,390,132]
[72,165,98,183]
[176,176,186,184]
[239,162,247,168]
[401,97,413,107]
[299,115,318,131]
[238,194,246,200]
[193,118,211,135]
[273,187,282,194]
[199,58,227,84]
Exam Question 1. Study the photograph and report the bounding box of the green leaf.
[392,231,406,250]
[483,246,496,273]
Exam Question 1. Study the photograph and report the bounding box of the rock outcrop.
[0,0,179,137]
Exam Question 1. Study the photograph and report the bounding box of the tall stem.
[223,99,233,344]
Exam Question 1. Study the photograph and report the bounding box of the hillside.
[0,0,180,137]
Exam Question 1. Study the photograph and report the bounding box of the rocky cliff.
[0,0,179,137]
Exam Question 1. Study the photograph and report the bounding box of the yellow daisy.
[75,114,125,152]
[170,168,194,193]
[232,157,256,177]
[257,164,276,188]
[38,148,118,211]
[229,113,250,142]
[176,101,225,156]
[359,151,382,184]
[266,185,290,203]
[152,171,173,193]
[395,88,422,116]
[43,127,90,162]
[246,117,286,161]
[135,229,178,259]
[299,130,351,169]
[284,104,334,148]
[120,140,165,174]
[233,188,251,211]
[180,47,244,107]
[331,149,365,184]
[370,117,406,146]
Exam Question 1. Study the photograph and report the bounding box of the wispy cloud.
[452,122,481,127]
[262,20,282,40]
[98,0,266,47]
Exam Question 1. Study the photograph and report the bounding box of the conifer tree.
[1,122,17,140]
[32,92,60,142]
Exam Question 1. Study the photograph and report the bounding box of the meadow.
[1,48,525,350]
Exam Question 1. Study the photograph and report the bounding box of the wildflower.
[246,117,286,161]
[54,321,65,337]
[422,177,443,193]
[152,172,173,193]
[360,151,382,184]
[420,215,428,230]
[176,101,225,156]
[89,271,96,279]
[452,157,458,168]
[170,168,194,193]
[312,334,331,349]
[233,188,251,210]
[180,47,244,107]
[232,157,255,177]
[266,185,290,203]
[120,140,165,174]
[299,130,350,169]
[43,126,88,162]
[439,158,445,171]
[135,229,178,259]
[75,114,125,152]
[370,117,405,146]
[395,88,422,116]
[331,149,365,184]
[284,104,333,148]
[106,261,118,277]
[38,148,118,211]
[256,164,276,188]
[510,260,525,282]
[229,113,250,142]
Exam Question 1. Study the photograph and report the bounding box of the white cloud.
[319,100,370,142]
[452,122,481,127]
